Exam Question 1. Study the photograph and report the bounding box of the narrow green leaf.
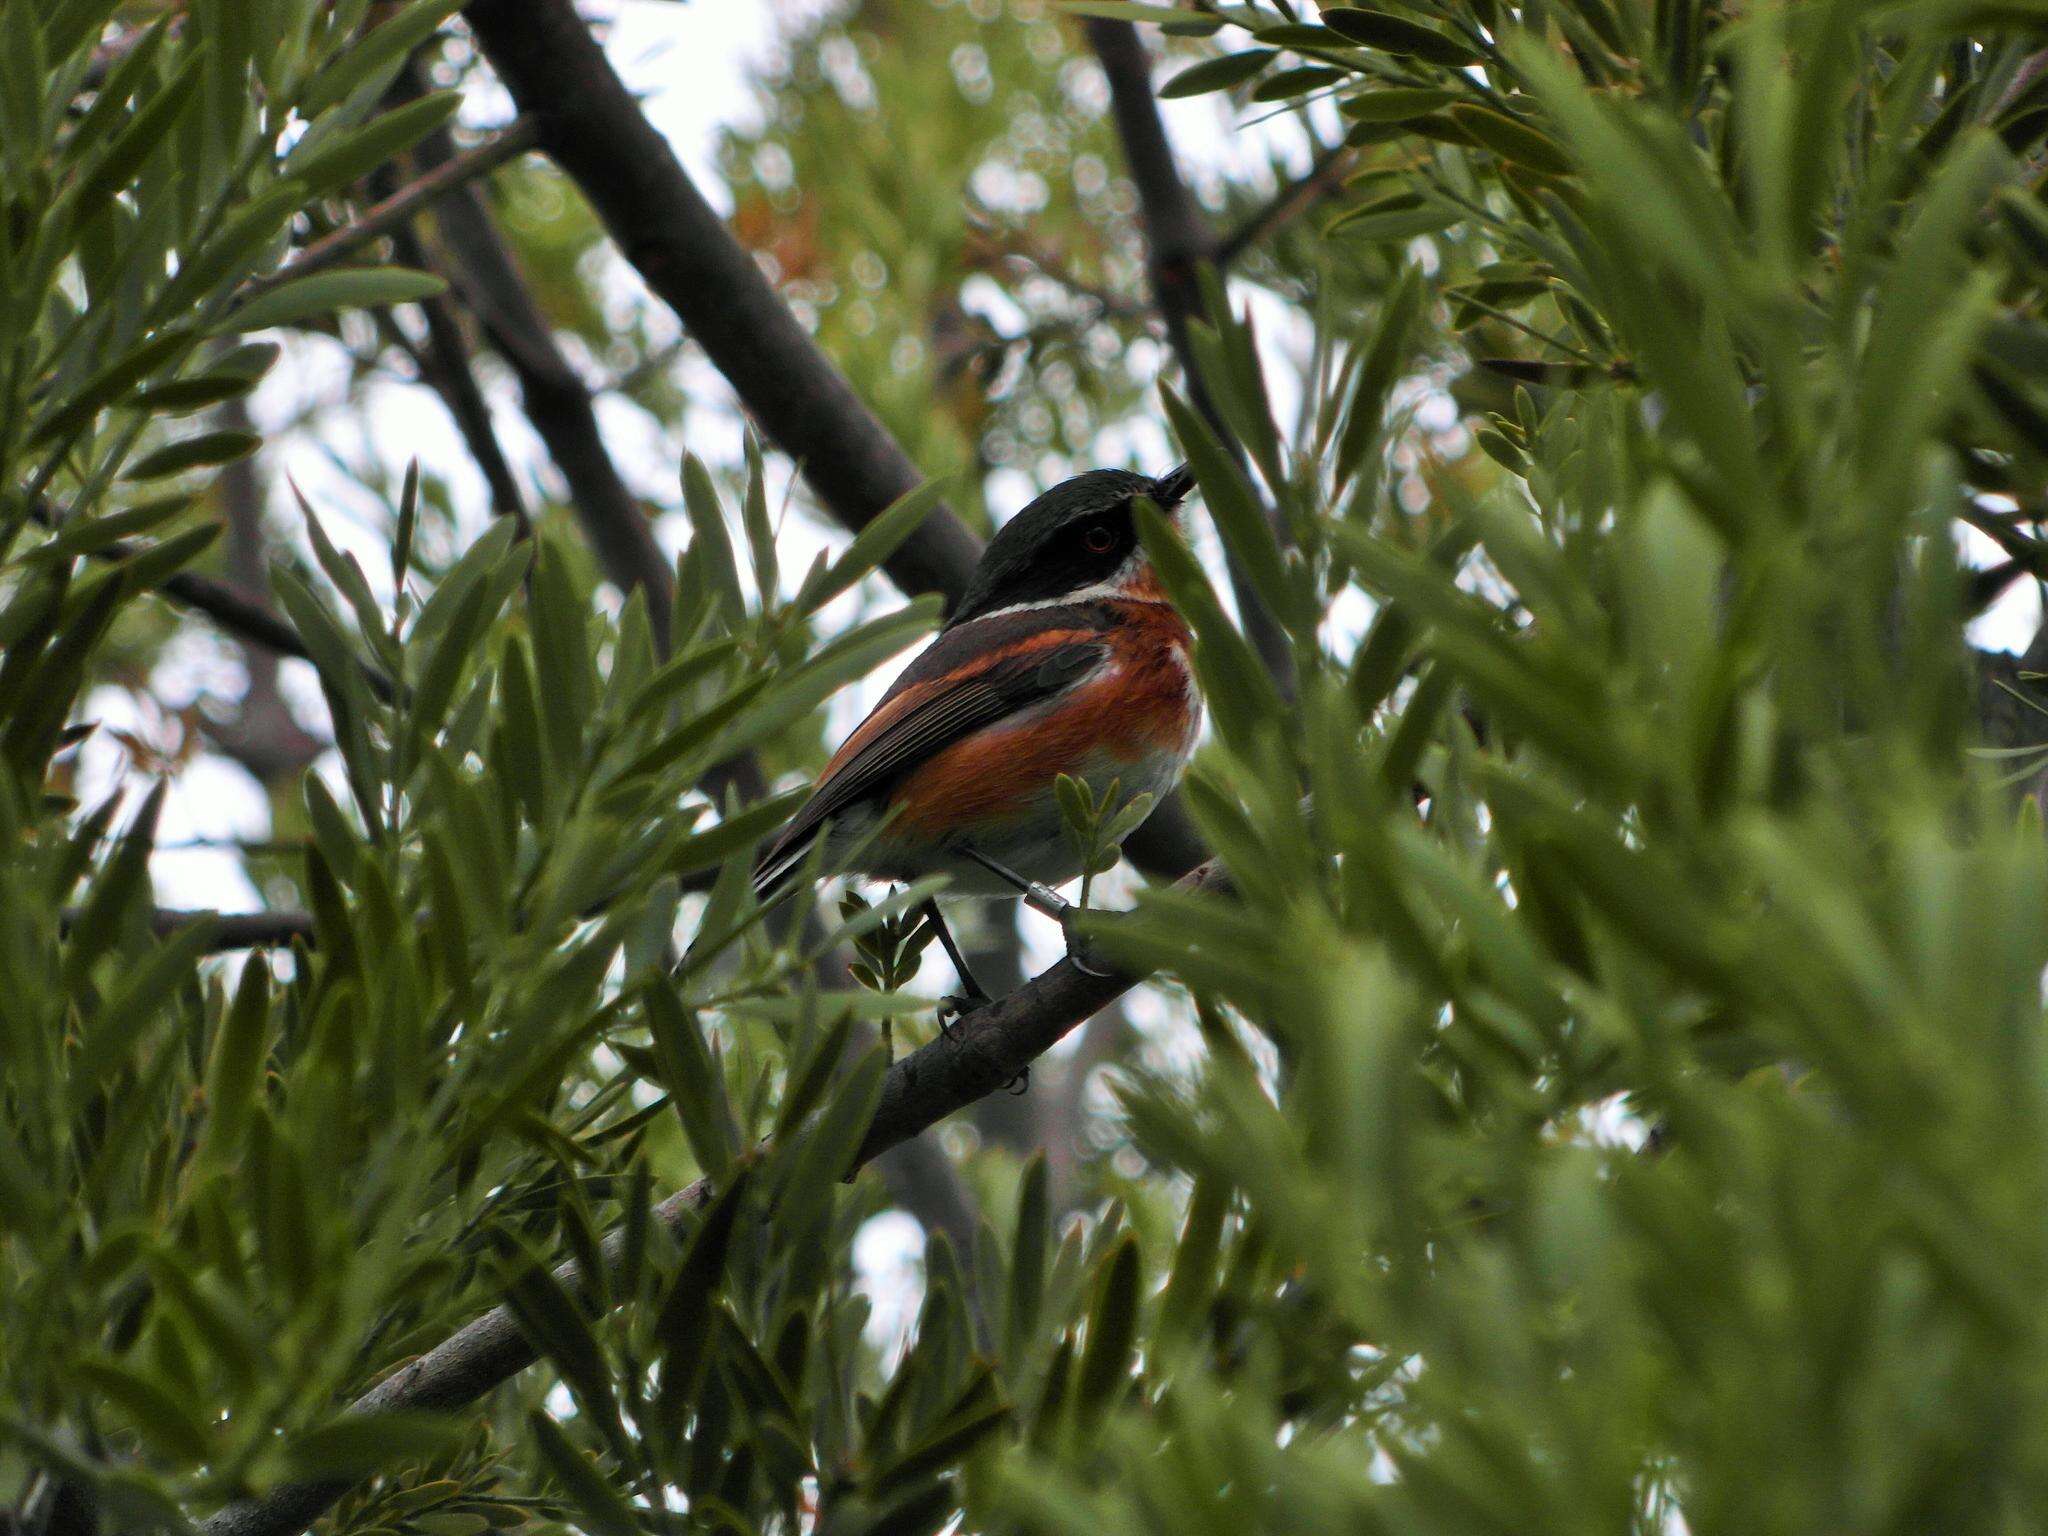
[1160,50,1277,99]
[202,956,272,1164]
[1074,1236,1141,1423]
[1321,8,1479,65]
[122,432,259,481]
[1005,1154,1050,1364]
[214,266,446,336]
[795,477,951,618]
[285,90,463,196]
[300,0,464,117]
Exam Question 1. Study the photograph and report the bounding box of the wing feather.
[753,607,1111,898]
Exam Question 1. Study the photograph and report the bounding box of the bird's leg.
[923,899,990,1038]
[959,847,1114,979]
[959,846,1069,919]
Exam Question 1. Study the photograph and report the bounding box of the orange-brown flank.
[888,598,1193,840]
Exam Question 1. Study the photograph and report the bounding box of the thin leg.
[923,899,990,1035]
[959,847,1071,918]
[959,846,1113,979]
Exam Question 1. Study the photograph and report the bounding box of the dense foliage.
[8,1,2048,1533]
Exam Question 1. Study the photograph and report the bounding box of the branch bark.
[1084,18,1298,696]
[392,63,671,648]
[1215,142,1354,268]
[460,0,985,606]
[456,0,1211,880]
[197,858,1229,1536]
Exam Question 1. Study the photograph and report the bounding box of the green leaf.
[300,0,465,118]
[772,1014,856,1139]
[214,266,447,335]
[741,433,779,611]
[870,1370,1010,1496]
[1005,1154,1051,1364]
[1252,65,1346,102]
[1320,8,1479,65]
[499,1238,629,1462]
[1159,1171,1227,1349]
[794,477,952,617]
[72,43,209,214]
[129,371,265,416]
[26,497,192,563]
[286,90,464,195]
[1340,87,1458,122]
[1161,384,1296,633]
[276,1412,461,1483]
[72,1357,210,1463]
[645,981,741,1181]
[1074,1236,1141,1424]
[681,454,747,629]
[653,1169,753,1416]
[1160,50,1277,99]
[121,431,260,481]
[1060,1,1223,27]
[1449,104,1574,176]
[62,780,166,990]
[29,327,197,446]
[201,955,271,1164]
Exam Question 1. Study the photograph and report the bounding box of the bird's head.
[949,464,1196,626]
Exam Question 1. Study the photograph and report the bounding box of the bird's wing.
[753,608,1111,900]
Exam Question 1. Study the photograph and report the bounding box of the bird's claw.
[936,990,991,1040]
[1061,908,1115,979]
[1004,1064,1031,1095]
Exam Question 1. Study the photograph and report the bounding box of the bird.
[753,464,1203,1015]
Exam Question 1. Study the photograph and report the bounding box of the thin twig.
[1084,16,1298,696]
[55,908,315,949]
[1215,143,1355,268]
[239,118,539,301]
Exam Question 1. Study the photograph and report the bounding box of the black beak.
[1151,463,1196,508]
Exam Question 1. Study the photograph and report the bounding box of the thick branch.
[458,0,1210,880]
[198,859,1229,1536]
[1084,18,1298,695]
[391,64,670,647]
[460,0,985,606]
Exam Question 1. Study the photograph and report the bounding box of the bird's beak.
[1151,462,1196,511]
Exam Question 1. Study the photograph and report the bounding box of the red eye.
[1082,524,1114,554]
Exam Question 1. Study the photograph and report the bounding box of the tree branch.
[457,0,1211,881]
[391,63,671,647]
[460,0,985,606]
[1215,142,1354,268]
[239,118,539,300]
[1083,18,1298,696]
[55,909,314,949]
[196,858,1229,1536]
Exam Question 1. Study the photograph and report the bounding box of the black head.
[949,465,1195,626]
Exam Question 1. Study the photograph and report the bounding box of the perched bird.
[754,464,1202,1012]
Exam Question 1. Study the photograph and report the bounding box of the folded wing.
[752,606,1111,901]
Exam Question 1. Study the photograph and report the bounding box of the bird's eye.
[1082,523,1115,554]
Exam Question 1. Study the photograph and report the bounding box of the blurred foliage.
[13,0,2048,1534]
[716,0,1170,516]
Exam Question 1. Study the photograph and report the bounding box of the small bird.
[754,464,1202,1012]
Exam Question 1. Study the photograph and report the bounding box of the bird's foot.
[936,989,991,1040]
[1003,1064,1031,1095]
[1061,907,1115,979]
